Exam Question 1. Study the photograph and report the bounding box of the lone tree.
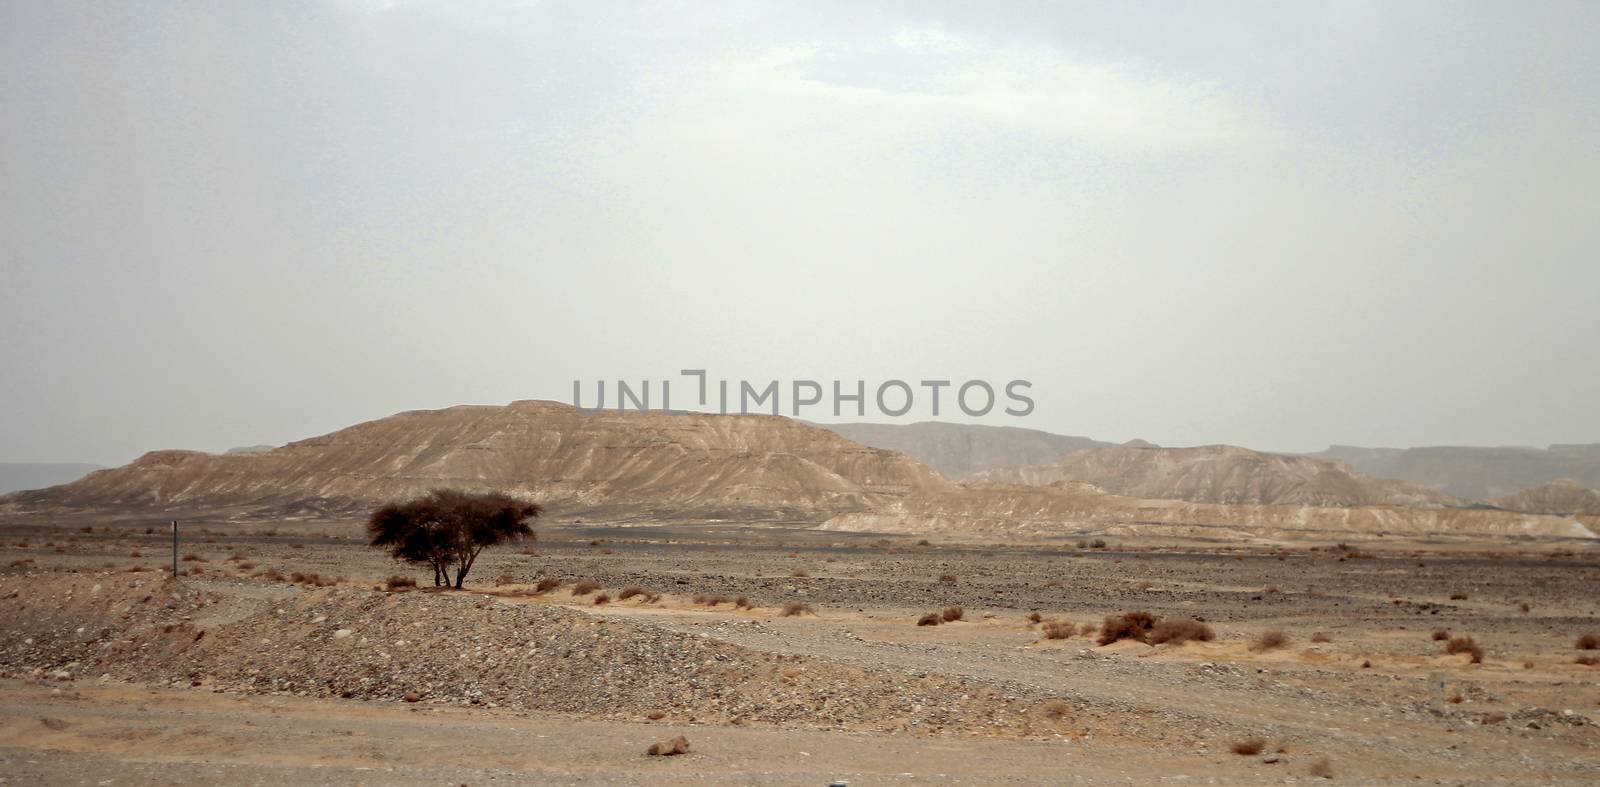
[367,489,541,588]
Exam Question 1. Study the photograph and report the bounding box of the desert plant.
[618,586,647,601]
[917,612,942,626]
[1577,633,1600,650]
[1027,611,1043,624]
[1449,591,1468,600]
[592,593,610,605]
[1148,619,1215,645]
[791,568,810,578]
[570,579,602,595]
[1431,628,1450,641]
[693,594,728,606]
[941,606,964,622]
[367,489,540,588]
[1576,656,1600,666]
[1098,611,1157,645]
[1445,636,1484,663]
[1036,699,1070,721]
[734,596,752,609]
[1308,756,1334,779]
[939,573,957,584]
[385,575,417,591]
[180,554,204,562]
[781,602,813,617]
[1309,632,1331,643]
[1041,621,1074,640]
[1230,738,1265,755]
[534,577,561,594]
[1250,630,1290,652]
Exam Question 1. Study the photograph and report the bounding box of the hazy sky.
[3,1,1598,465]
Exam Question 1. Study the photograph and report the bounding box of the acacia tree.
[367,489,540,588]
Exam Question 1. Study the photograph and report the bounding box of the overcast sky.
[3,0,1597,465]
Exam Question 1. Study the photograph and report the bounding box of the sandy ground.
[2,515,1598,784]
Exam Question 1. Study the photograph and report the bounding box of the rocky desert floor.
[1,515,1598,784]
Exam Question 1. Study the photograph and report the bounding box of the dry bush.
[1309,632,1331,643]
[1577,633,1600,650]
[1041,621,1074,640]
[1264,586,1280,594]
[791,568,810,578]
[1449,591,1468,600]
[781,602,814,617]
[1308,756,1334,779]
[941,606,964,622]
[1036,699,1071,721]
[1445,636,1484,663]
[939,573,957,584]
[495,570,517,586]
[385,575,417,591]
[257,568,285,582]
[1250,630,1290,652]
[1518,602,1531,613]
[1447,694,1464,704]
[1027,611,1043,624]
[130,551,141,558]
[290,544,305,550]
[599,548,614,555]
[917,612,942,626]
[734,596,752,609]
[1576,655,1600,666]
[693,594,728,607]
[1148,619,1215,645]
[534,577,561,594]
[917,539,931,546]
[1431,628,1450,641]
[1230,738,1266,755]
[618,586,648,601]
[592,593,610,605]
[180,554,204,562]
[1098,611,1158,645]
[570,579,602,595]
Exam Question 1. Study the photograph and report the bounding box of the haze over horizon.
[4,1,1598,466]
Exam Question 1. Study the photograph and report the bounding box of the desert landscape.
[2,402,1597,784]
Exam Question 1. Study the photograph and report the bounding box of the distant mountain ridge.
[817,422,1108,479]
[0,462,103,495]
[971,443,1457,508]
[1307,444,1600,500]
[1491,479,1600,515]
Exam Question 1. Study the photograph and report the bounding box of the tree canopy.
[367,489,541,588]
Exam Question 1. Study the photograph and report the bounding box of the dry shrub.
[734,596,752,609]
[257,568,285,582]
[1251,630,1290,652]
[599,548,614,555]
[1449,591,1468,600]
[941,606,964,622]
[1264,586,1280,594]
[1041,621,1074,640]
[495,570,517,586]
[1431,628,1450,641]
[1576,633,1600,650]
[1026,611,1043,624]
[1576,655,1600,666]
[1308,756,1334,779]
[1230,738,1265,755]
[130,551,141,558]
[180,554,204,562]
[1148,619,1214,645]
[693,594,728,607]
[1036,699,1071,721]
[1098,611,1157,645]
[1445,636,1484,663]
[617,586,647,601]
[938,574,957,584]
[570,579,602,595]
[592,593,610,605]
[917,612,942,626]
[781,602,813,617]
[385,575,417,591]
[1447,694,1464,704]
[791,569,810,578]
[534,577,561,594]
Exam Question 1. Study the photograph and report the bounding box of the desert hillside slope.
[972,443,1455,508]
[1310,444,1600,500]
[0,401,946,519]
[818,421,1108,479]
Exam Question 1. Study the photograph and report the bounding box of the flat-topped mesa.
[1,400,948,520]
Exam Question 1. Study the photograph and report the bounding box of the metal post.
[171,520,178,577]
